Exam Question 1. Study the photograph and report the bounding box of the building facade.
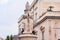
[18,0,60,40]
[13,35,19,40]
[0,37,3,40]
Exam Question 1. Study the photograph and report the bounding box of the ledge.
[18,34,37,38]
[33,11,60,28]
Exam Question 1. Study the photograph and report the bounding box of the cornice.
[33,11,60,28]
[29,0,38,10]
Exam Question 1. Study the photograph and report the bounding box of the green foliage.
[5,35,13,40]
[5,35,9,40]
[10,35,13,40]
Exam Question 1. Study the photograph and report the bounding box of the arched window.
[40,26,45,40]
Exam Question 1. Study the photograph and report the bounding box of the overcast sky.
[0,0,33,39]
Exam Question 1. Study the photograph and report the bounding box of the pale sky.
[0,0,33,39]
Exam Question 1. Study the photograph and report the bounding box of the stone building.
[0,37,3,40]
[13,35,19,40]
[18,0,60,40]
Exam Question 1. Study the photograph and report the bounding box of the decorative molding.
[34,16,60,28]
[39,12,47,18]
[33,11,60,28]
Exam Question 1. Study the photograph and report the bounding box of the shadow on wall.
[58,39,60,40]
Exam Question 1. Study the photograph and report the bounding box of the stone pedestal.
[19,34,37,40]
